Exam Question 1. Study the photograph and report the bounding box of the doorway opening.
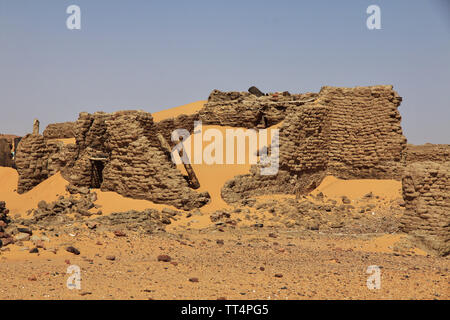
[89,158,107,188]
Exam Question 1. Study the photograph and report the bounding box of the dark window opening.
[90,160,105,188]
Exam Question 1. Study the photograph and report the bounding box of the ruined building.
[15,110,210,210]
[401,161,449,256]
[221,85,407,203]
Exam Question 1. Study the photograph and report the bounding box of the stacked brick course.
[401,161,449,256]
[43,122,75,139]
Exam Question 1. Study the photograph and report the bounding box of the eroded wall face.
[199,89,318,128]
[222,85,408,204]
[321,86,406,179]
[0,139,14,168]
[406,144,450,164]
[15,134,50,194]
[401,161,450,256]
[43,122,76,139]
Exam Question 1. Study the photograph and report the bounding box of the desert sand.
[0,101,448,300]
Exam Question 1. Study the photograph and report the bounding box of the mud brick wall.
[154,113,200,144]
[43,122,75,139]
[222,85,407,204]
[101,111,210,210]
[406,144,450,164]
[320,85,406,179]
[46,141,78,178]
[15,134,50,193]
[0,138,14,167]
[279,104,330,173]
[199,89,318,128]
[401,161,450,256]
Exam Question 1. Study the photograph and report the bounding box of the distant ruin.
[0,139,14,168]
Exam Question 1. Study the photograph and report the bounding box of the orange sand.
[151,101,206,122]
[311,176,402,201]
[47,138,76,145]
[0,168,70,217]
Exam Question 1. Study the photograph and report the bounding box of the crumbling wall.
[406,144,450,164]
[199,89,318,128]
[222,85,407,204]
[401,161,449,256]
[0,139,14,167]
[319,85,406,179]
[46,141,78,178]
[101,111,210,210]
[43,122,75,139]
[154,113,200,143]
[15,134,50,193]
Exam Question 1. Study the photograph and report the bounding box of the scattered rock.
[113,230,127,237]
[29,247,39,254]
[341,196,351,204]
[274,273,283,278]
[157,254,172,262]
[15,233,31,242]
[66,246,80,255]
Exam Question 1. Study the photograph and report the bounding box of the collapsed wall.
[154,113,199,143]
[0,139,14,167]
[100,111,209,210]
[15,110,210,210]
[199,89,318,128]
[401,161,450,256]
[222,85,407,203]
[15,134,50,193]
[43,122,76,139]
[406,144,450,164]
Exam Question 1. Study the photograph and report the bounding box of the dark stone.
[157,254,172,262]
[66,246,80,255]
[248,86,265,97]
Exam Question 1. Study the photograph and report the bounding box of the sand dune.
[151,100,206,122]
[0,168,70,217]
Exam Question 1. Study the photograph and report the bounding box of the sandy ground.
[0,102,448,300]
[0,229,448,300]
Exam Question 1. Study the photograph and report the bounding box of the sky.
[0,0,449,144]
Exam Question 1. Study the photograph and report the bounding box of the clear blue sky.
[0,0,449,144]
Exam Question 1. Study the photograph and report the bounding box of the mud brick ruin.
[42,122,76,139]
[0,139,14,167]
[9,85,449,254]
[222,85,407,203]
[406,144,450,164]
[15,111,210,210]
[401,162,449,256]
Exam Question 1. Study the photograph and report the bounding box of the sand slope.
[151,100,206,122]
[311,176,402,201]
[0,168,70,217]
